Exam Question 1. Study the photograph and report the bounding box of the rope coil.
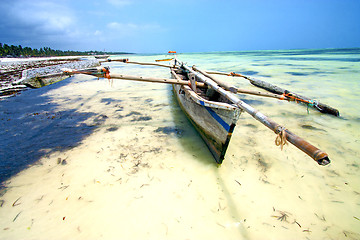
[275,126,288,150]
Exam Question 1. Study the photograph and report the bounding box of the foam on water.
[0,49,359,239]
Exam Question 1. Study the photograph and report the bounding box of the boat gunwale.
[171,68,239,111]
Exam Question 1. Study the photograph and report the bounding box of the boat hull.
[172,81,241,164]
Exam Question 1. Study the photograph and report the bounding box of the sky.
[0,0,359,53]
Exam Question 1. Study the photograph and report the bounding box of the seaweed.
[131,116,152,122]
[126,111,142,117]
[301,124,326,132]
[242,70,259,75]
[101,98,122,105]
[154,126,184,136]
[286,72,310,76]
[106,127,119,132]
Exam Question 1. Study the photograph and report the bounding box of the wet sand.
[0,53,359,239]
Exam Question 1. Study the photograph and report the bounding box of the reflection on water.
[0,49,359,239]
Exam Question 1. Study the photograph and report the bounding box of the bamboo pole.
[62,64,331,165]
[127,61,172,68]
[109,73,204,86]
[105,58,173,68]
[193,66,289,101]
[100,60,286,99]
[236,88,288,100]
[184,64,330,166]
[63,68,206,87]
[102,60,288,100]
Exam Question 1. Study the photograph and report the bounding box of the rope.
[64,67,111,85]
[101,67,111,79]
[229,72,248,79]
[275,126,288,150]
[282,91,310,104]
[282,91,323,113]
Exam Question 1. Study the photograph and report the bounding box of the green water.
[112,48,360,238]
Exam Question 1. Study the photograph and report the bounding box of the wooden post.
[188,73,197,91]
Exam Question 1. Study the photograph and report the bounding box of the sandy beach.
[1,52,359,240]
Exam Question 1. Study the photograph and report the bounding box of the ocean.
[0,48,359,239]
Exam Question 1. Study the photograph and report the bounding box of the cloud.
[106,0,132,7]
[11,0,74,32]
[106,21,164,37]
[94,30,103,36]
[0,0,168,52]
[0,0,77,48]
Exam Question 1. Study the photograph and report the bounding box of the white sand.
[0,59,359,240]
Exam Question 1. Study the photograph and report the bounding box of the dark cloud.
[0,0,79,49]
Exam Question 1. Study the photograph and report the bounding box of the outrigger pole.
[108,58,339,116]
[207,71,339,116]
[181,63,330,166]
[62,61,330,165]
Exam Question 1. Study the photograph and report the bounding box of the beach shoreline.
[0,50,359,239]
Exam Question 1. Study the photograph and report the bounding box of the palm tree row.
[0,43,107,57]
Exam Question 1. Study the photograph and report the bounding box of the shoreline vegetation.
[0,43,131,58]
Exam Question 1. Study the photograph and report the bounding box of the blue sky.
[0,0,359,53]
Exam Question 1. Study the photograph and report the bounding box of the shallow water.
[0,49,359,239]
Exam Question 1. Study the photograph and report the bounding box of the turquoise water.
[0,48,359,239]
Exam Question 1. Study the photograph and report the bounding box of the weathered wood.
[188,73,197,91]
[235,88,289,100]
[21,72,72,88]
[127,61,173,68]
[207,70,340,116]
[64,68,206,88]
[193,66,289,100]
[109,73,194,85]
[155,58,174,62]
[106,58,173,68]
[171,67,241,164]
[249,78,339,116]
[183,64,330,166]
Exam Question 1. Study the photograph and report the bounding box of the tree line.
[0,43,114,57]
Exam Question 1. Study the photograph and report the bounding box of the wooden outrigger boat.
[170,61,242,163]
[18,56,334,166]
[167,59,331,166]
